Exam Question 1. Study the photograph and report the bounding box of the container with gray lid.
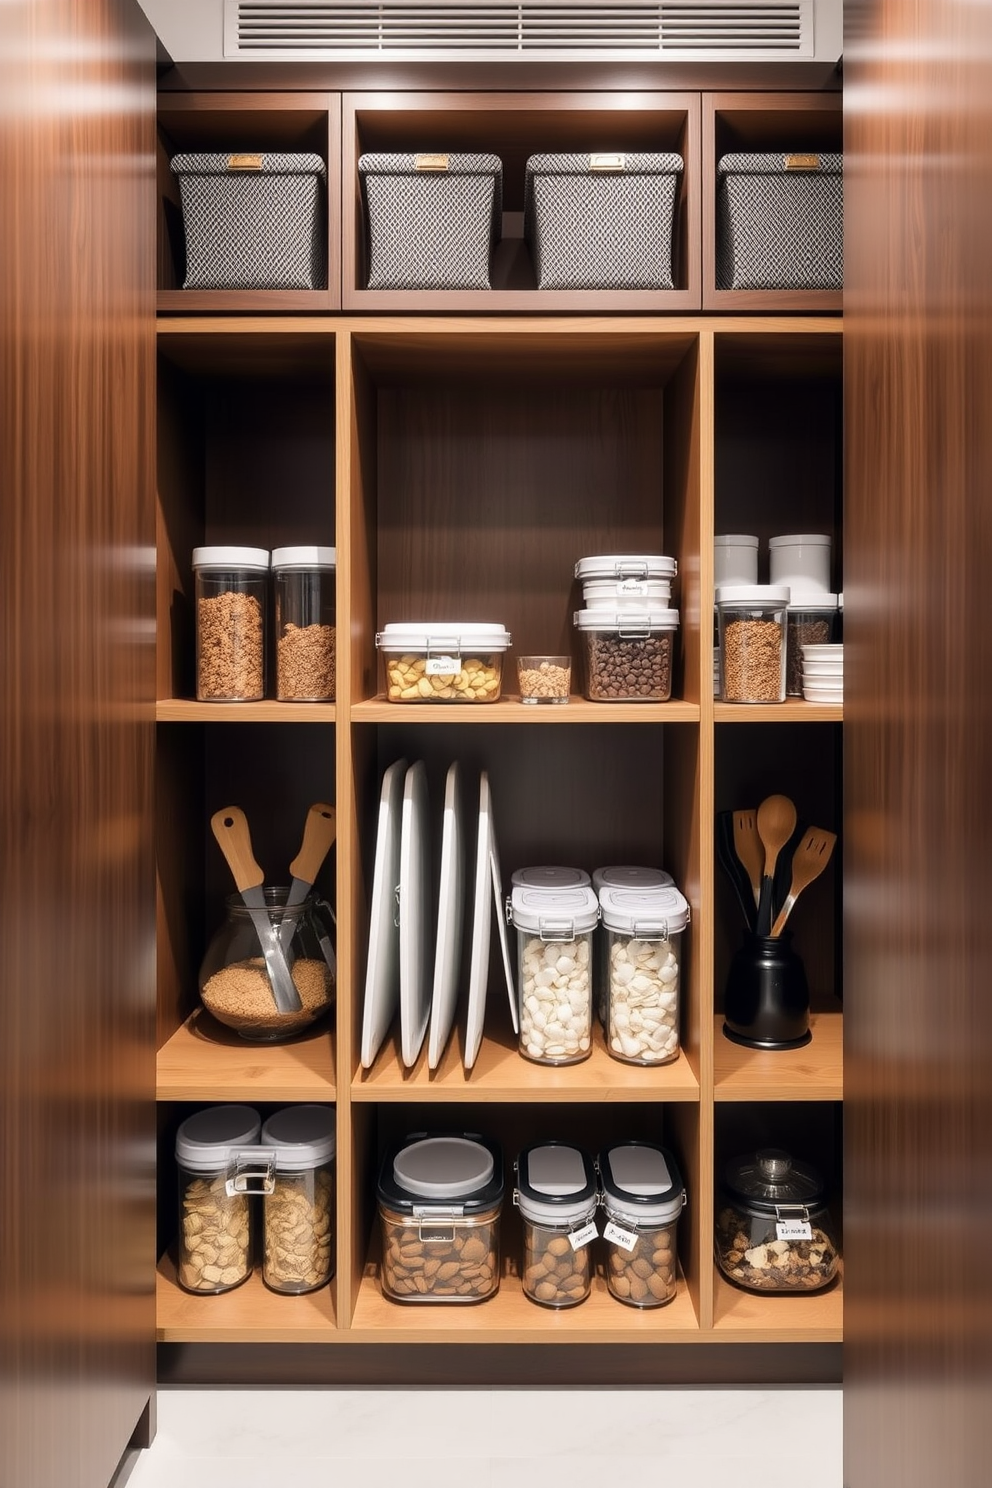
[514,1142,599,1309]
[174,1104,263,1296]
[598,1141,685,1308]
[259,1104,337,1294]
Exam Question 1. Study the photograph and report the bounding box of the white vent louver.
[224,1,814,61]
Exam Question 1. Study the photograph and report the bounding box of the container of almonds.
[175,1104,266,1295]
[599,1141,685,1307]
[514,1142,599,1308]
[260,1104,336,1294]
[376,622,511,703]
[715,1147,840,1293]
[376,1133,503,1304]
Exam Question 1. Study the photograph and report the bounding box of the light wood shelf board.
[157,699,336,724]
[157,1012,335,1100]
[714,701,842,723]
[157,1254,338,1342]
[351,698,700,726]
[711,1269,843,1342]
[713,1010,842,1101]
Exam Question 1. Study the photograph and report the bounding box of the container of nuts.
[175,1104,266,1295]
[193,546,269,702]
[514,1142,599,1308]
[593,866,674,1027]
[599,1141,685,1308]
[376,1133,503,1304]
[376,622,511,704]
[573,607,679,702]
[715,1148,840,1294]
[509,874,599,1065]
[600,884,690,1066]
[272,545,336,701]
[715,584,789,704]
[259,1104,336,1294]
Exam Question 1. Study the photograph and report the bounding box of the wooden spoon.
[732,808,764,910]
[770,826,837,937]
[755,793,798,935]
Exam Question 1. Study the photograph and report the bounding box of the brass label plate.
[228,153,263,170]
[590,153,626,172]
[785,153,821,171]
[415,153,450,171]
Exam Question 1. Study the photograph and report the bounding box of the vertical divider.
[697,327,717,1332]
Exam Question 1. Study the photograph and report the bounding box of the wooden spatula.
[732,808,764,910]
[769,826,837,937]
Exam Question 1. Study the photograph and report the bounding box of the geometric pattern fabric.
[359,154,503,289]
[716,153,843,290]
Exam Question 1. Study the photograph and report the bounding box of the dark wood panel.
[844,0,992,1484]
[0,1,158,1484]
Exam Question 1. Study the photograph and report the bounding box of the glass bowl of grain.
[198,889,335,1041]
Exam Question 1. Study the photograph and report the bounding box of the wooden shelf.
[158,290,335,314]
[157,699,336,724]
[157,1011,335,1101]
[352,698,700,726]
[711,1268,843,1341]
[715,701,842,723]
[157,1252,338,1343]
[714,1010,843,1101]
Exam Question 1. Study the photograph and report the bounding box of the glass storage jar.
[260,1104,336,1294]
[272,545,336,701]
[593,866,674,1027]
[573,607,679,701]
[716,584,789,703]
[192,545,269,702]
[599,1142,685,1307]
[377,1134,503,1304]
[514,1142,599,1308]
[198,889,335,1042]
[715,1148,840,1293]
[509,877,599,1065]
[574,553,677,610]
[376,621,511,703]
[175,1104,266,1295]
[600,884,690,1065]
[785,594,839,696]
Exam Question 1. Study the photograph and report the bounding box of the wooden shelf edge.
[714,701,842,723]
[156,699,336,723]
[351,697,701,725]
[157,1254,339,1343]
[713,1010,843,1102]
[157,1012,336,1101]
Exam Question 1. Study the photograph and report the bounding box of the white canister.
[714,534,759,587]
[575,553,677,611]
[600,885,689,1065]
[769,533,832,594]
[510,880,599,1065]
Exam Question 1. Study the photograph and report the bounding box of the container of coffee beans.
[509,877,599,1064]
[377,1133,503,1304]
[599,1141,685,1307]
[716,585,789,703]
[573,607,679,702]
[175,1104,266,1295]
[193,546,269,702]
[601,884,689,1066]
[514,1142,599,1308]
[272,546,336,701]
[715,1147,840,1294]
[785,594,838,696]
[259,1104,336,1294]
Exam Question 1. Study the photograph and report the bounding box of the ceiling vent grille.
[224,1,815,61]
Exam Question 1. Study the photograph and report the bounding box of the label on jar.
[603,1219,638,1252]
[776,1218,813,1241]
[569,1220,599,1251]
[426,654,460,676]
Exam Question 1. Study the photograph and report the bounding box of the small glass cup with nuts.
[517,654,571,705]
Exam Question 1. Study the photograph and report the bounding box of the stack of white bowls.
[801,643,843,703]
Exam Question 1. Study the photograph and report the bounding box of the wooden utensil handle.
[770,893,797,938]
[210,806,264,893]
[289,802,336,884]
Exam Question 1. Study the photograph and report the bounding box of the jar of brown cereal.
[192,546,269,702]
[514,1142,599,1308]
[272,546,336,701]
[175,1105,266,1295]
[598,1141,685,1308]
[716,584,789,703]
[260,1104,336,1294]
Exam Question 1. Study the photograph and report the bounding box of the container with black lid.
[376,1133,503,1304]
[715,1147,840,1294]
[513,1142,599,1308]
[598,1141,685,1307]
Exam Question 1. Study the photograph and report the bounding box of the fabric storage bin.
[716,152,843,291]
[170,153,327,290]
[359,153,502,290]
[524,152,683,290]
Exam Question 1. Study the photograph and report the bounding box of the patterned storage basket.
[716,152,843,291]
[358,153,503,290]
[170,152,327,291]
[524,152,683,291]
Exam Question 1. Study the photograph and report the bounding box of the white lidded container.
[714,534,759,587]
[769,533,832,594]
[716,584,789,703]
[512,865,592,891]
[575,554,677,610]
[376,621,511,703]
[514,1142,599,1308]
[510,879,600,1065]
[271,545,337,701]
[600,885,689,1065]
[259,1104,337,1294]
[574,607,679,701]
[599,1141,685,1307]
[593,866,674,1025]
[175,1104,264,1295]
[192,545,269,702]
[785,592,839,696]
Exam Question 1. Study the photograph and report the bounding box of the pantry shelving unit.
[154,82,843,1377]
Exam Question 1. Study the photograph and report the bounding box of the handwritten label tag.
[426,654,459,676]
[569,1221,599,1251]
[603,1220,637,1252]
[776,1218,812,1242]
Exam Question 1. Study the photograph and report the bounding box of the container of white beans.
[600,884,689,1066]
[509,870,599,1066]
[592,866,674,1026]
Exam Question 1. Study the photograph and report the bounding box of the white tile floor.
[126,1387,842,1488]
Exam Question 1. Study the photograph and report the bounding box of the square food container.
[359,153,502,289]
[573,608,679,701]
[716,152,843,291]
[376,622,511,703]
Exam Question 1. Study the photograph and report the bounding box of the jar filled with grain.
[272,546,336,701]
[514,1142,599,1308]
[509,876,599,1065]
[260,1104,336,1294]
[192,546,269,701]
[377,1134,504,1304]
[715,1148,840,1294]
[175,1104,266,1295]
[600,884,690,1066]
[716,584,789,703]
[573,608,679,702]
[785,594,838,696]
[375,622,511,704]
[599,1141,685,1308]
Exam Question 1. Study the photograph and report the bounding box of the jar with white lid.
[769,533,832,594]
[514,1143,599,1308]
[376,1133,503,1304]
[573,607,679,701]
[601,885,690,1065]
[716,585,789,703]
[175,1104,266,1294]
[272,545,336,701]
[785,594,838,696]
[192,546,269,701]
[714,534,759,588]
[575,554,677,611]
[598,1141,685,1307]
[511,865,591,891]
[376,622,511,703]
[509,879,599,1064]
[593,867,674,1026]
[260,1104,336,1294]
